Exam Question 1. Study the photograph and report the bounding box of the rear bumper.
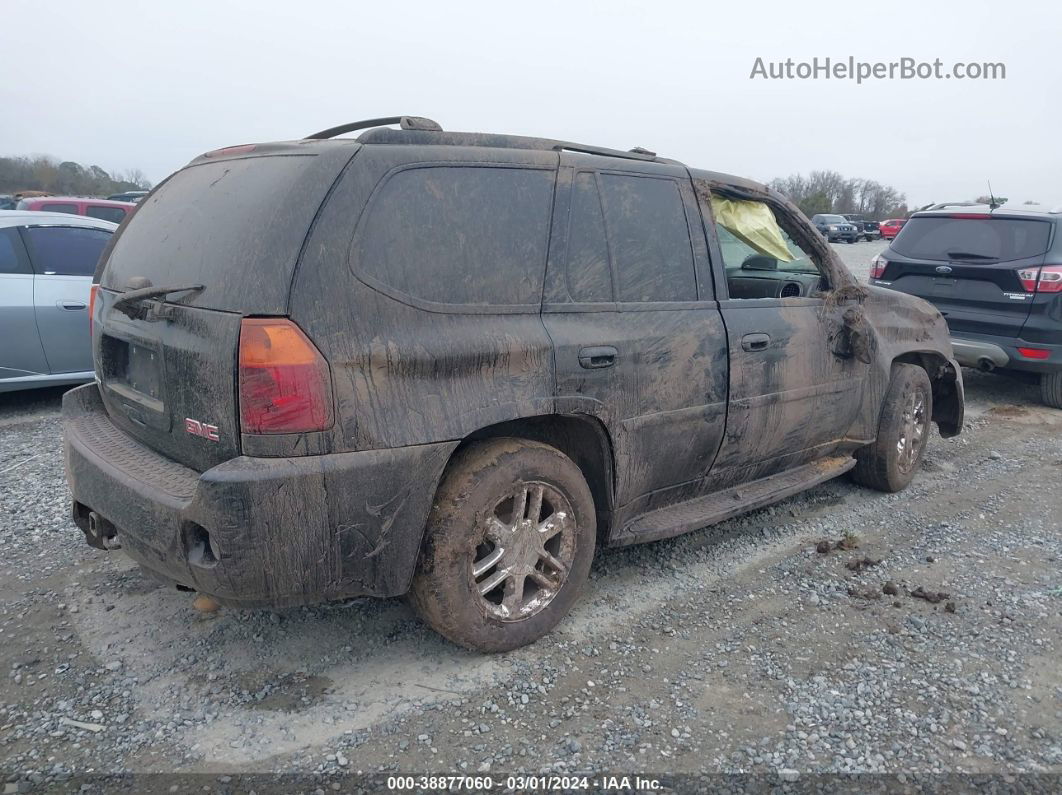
[951,334,1062,374]
[63,384,457,607]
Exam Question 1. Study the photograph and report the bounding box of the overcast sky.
[4,0,1058,208]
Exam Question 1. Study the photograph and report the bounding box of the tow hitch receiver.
[72,502,121,550]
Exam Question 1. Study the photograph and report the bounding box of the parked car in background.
[0,195,16,210]
[0,211,116,392]
[107,190,149,203]
[842,214,881,241]
[63,117,963,652]
[810,213,860,243]
[879,218,907,239]
[16,196,135,225]
[870,204,1062,407]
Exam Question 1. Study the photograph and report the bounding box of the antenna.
[987,180,1000,211]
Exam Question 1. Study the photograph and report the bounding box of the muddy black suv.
[871,205,1062,408]
[63,116,964,651]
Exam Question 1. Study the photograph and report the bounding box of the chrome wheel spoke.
[477,567,510,596]
[512,487,529,523]
[527,485,544,524]
[538,510,570,541]
[485,517,509,544]
[528,566,560,591]
[472,546,505,577]
[502,573,526,614]
[538,549,568,577]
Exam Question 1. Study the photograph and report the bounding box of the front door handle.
[578,346,618,369]
[741,332,771,352]
[57,300,87,310]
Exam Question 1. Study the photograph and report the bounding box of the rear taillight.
[1017,265,1062,293]
[1017,347,1050,360]
[88,284,98,335]
[238,318,334,434]
[870,254,888,279]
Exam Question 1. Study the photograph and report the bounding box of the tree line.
[768,170,908,220]
[0,155,152,197]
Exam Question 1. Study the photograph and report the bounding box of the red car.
[879,218,907,240]
[16,196,135,225]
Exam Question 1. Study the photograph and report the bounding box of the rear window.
[102,154,344,313]
[893,216,1053,262]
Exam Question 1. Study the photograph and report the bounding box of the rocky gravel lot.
[1,241,1060,792]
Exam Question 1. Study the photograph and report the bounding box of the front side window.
[596,174,696,302]
[86,205,127,224]
[711,194,826,299]
[22,226,112,276]
[354,166,554,307]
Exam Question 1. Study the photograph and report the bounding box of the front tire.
[851,364,933,492]
[409,438,596,652]
[1042,371,1062,409]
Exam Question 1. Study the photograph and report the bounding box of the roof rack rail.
[924,201,985,211]
[1050,205,1062,214]
[552,142,658,162]
[306,116,442,140]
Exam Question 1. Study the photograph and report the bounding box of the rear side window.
[22,226,112,276]
[893,217,1052,262]
[597,174,695,302]
[86,205,127,223]
[41,203,78,215]
[354,166,554,308]
[564,173,612,302]
[0,228,30,274]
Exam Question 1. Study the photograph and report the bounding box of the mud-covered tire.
[1041,372,1062,409]
[408,438,596,652]
[851,364,933,493]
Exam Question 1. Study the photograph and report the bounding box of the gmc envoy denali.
[63,116,964,651]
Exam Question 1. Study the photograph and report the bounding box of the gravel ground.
[1,241,1059,792]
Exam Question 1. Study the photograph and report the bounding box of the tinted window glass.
[355,166,554,306]
[23,226,112,276]
[565,173,612,302]
[597,174,695,302]
[86,205,127,223]
[41,203,79,215]
[0,228,29,274]
[892,217,1052,262]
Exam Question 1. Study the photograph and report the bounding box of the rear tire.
[851,364,933,492]
[1042,371,1062,409]
[409,438,596,652]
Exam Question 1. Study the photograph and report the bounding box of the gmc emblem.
[185,418,220,442]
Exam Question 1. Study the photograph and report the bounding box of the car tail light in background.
[238,318,334,434]
[88,284,98,335]
[870,254,888,279]
[1017,347,1050,360]
[1017,265,1062,293]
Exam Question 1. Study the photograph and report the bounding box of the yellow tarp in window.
[710,194,794,263]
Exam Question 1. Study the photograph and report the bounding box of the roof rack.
[924,201,986,211]
[307,116,669,163]
[306,116,442,140]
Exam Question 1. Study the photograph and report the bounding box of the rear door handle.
[741,332,771,352]
[578,346,618,369]
[57,300,87,310]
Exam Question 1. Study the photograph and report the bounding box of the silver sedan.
[0,211,117,392]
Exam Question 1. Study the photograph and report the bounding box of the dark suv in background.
[843,214,881,241]
[871,205,1062,407]
[811,214,860,243]
[63,116,963,651]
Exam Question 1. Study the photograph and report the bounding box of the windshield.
[892,216,1052,262]
[821,215,847,223]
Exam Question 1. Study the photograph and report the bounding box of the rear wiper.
[945,251,997,261]
[112,284,204,318]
